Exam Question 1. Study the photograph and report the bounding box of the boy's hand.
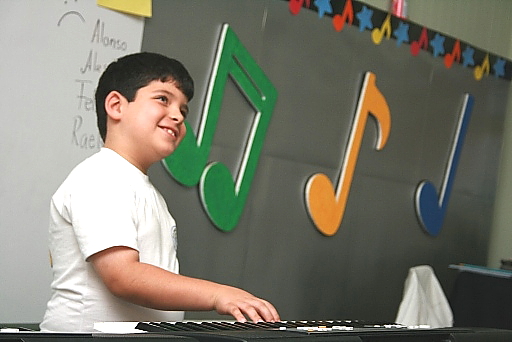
[212,285,280,323]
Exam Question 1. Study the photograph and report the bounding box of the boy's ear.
[104,91,125,121]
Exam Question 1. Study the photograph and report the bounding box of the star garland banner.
[286,0,511,81]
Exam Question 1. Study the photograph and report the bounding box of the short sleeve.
[67,175,139,260]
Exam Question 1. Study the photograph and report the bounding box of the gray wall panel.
[144,0,509,321]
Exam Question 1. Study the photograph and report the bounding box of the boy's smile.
[105,80,189,173]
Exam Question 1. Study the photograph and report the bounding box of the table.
[449,270,512,330]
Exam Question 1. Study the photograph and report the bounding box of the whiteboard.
[0,0,144,323]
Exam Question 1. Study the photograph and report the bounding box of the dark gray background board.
[142,0,509,321]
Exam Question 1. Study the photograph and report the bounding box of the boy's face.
[114,80,189,170]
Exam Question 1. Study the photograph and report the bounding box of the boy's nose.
[169,109,185,123]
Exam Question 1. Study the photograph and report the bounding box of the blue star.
[393,21,409,46]
[356,5,373,32]
[314,0,332,18]
[462,46,475,67]
[493,58,506,78]
[430,33,445,57]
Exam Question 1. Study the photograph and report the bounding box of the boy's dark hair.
[95,52,194,142]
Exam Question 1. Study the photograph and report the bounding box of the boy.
[40,52,280,332]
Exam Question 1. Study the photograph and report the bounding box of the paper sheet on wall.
[97,0,152,17]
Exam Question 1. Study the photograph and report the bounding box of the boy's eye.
[157,95,168,103]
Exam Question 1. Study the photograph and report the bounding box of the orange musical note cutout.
[474,54,490,81]
[305,72,391,236]
[332,0,353,32]
[371,14,392,45]
[410,27,428,56]
[444,40,461,68]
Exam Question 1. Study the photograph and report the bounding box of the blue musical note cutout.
[415,94,474,236]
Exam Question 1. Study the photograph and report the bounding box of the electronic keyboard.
[121,320,512,341]
[2,320,512,342]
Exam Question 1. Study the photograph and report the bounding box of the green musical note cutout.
[162,23,277,231]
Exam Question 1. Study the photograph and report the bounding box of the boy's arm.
[88,246,280,323]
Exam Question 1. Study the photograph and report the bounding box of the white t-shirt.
[40,148,184,332]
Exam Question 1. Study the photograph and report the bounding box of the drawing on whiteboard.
[58,0,85,26]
